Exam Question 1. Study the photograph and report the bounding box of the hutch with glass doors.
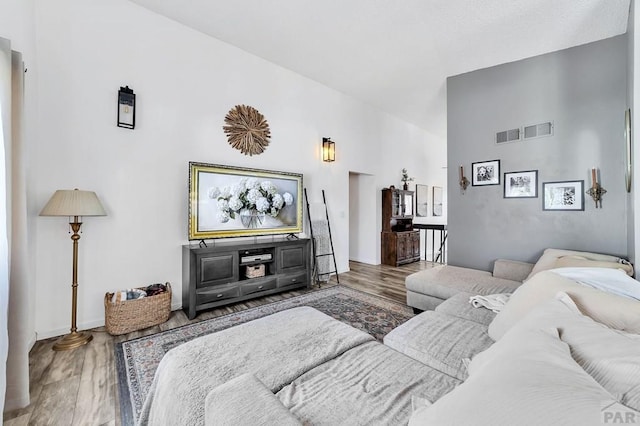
[381,188,420,266]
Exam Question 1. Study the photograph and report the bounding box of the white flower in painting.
[245,178,260,190]
[228,196,243,211]
[272,193,284,209]
[218,199,230,211]
[217,210,230,223]
[256,197,270,213]
[219,186,232,198]
[283,192,294,206]
[260,181,277,195]
[208,187,220,199]
[230,184,244,197]
[246,188,261,205]
[269,207,279,217]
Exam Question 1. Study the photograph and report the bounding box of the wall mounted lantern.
[117,86,136,129]
[322,137,335,162]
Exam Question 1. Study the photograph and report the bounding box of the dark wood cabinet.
[381,188,420,266]
[183,238,311,319]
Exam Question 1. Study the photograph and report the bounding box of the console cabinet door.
[396,234,407,261]
[276,244,308,273]
[412,232,421,258]
[198,252,239,287]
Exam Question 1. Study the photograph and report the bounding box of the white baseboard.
[36,303,184,341]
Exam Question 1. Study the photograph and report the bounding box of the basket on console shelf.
[104,282,171,335]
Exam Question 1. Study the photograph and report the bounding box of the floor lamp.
[40,189,107,351]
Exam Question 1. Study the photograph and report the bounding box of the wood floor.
[3,260,436,426]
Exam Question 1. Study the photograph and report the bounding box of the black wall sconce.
[322,137,335,162]
[117,86,136,129]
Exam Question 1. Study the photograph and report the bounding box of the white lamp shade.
[40,189,107,217]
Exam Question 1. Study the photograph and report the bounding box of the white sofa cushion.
[487,292,640,411]
[526,248,622,280]
[205,373,302,426]
[488,270,640,340]
[384,310,493,380]
[409,323,636,426]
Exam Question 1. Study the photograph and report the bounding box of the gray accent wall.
[447,35,628,271]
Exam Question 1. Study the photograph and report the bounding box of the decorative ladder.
[304,189,339,286]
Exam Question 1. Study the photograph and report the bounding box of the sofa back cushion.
[526,248,622,280]
[409,324,634,426]
[483,293,640,411]
[488,271,640,340]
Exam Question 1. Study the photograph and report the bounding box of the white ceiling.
[128,0,630,136]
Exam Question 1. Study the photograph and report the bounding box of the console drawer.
[196,285,240,305]
[241,278,277,296]
[277,271,308,288]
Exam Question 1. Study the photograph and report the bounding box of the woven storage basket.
[245,264,266,278]
[104,283,171,335]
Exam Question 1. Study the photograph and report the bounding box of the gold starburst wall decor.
[223,105,271,156]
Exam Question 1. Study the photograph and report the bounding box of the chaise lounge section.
[405,259,533,311]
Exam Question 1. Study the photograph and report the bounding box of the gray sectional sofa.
[139,249,640,425]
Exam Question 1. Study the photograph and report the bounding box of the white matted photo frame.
[542,180,584,211]
[504,170,538,198]
[415,184,429,217]
[432,186,443,216]
[471,159,500,186]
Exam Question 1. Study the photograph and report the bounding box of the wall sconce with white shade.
[586,167,606,208]
[117,86,135,129]
[322,137,335,162]
[40,189,107,351]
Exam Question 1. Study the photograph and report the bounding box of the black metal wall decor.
[117,86,135,129]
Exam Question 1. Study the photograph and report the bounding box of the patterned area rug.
[115,285,413,425]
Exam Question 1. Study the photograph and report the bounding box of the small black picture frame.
[471,160,500,186]
[542,180,585,211]
[504,170,538,198]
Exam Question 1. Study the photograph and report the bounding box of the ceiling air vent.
[524,121,554,140]
[496,128,520,144]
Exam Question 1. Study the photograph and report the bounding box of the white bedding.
[549,267,640,300]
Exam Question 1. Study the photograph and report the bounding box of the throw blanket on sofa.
[469,293,511,313]
[548,267,640,301]
[138,307,374,426]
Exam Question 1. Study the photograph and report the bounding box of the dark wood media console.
[182,238,311,319]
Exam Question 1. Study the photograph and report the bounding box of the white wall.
[31,0,445,338]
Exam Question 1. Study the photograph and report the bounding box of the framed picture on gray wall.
[504,170,538,198]
[542,180,584,211]
[471,159,500,186]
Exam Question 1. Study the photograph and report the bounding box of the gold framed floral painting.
[188,162,303,240]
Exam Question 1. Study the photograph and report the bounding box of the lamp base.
[52,331,93,351]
